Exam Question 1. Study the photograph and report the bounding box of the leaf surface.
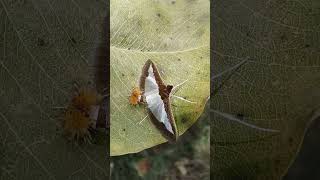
[110,0,210,156]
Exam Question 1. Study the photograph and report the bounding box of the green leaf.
[0,1,108,179]
[110,0,210,156]
[212,0,320,179]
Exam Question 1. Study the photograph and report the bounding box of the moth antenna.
[212,109,280,133]
[171,95,196,104]
[171,79,189,94]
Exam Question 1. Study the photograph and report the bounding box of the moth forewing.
[140,60,178,142]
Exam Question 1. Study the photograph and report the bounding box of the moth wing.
[146,93,174,134]
[144,76,159,96]
[142,62,174,135]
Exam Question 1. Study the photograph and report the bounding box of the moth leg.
[138,97,146,105]
[138,92,146,104]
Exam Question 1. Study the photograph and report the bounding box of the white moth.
[144,65,174,134]
[140,60,177,141]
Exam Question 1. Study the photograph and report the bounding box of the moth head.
[129,87,142,105]
[166,85,173,94]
